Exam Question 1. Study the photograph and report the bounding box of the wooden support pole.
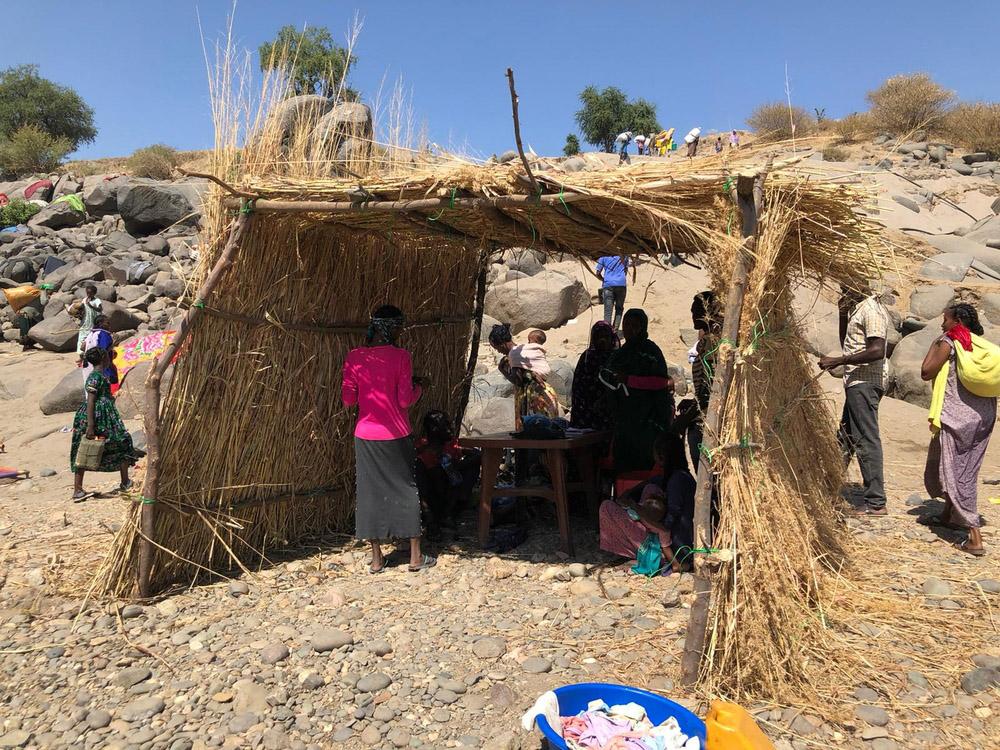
[505,68,540,197]
[456,247,494,426]
[220,193,585,214]
[137,211,252,598]
[680,159,773,686]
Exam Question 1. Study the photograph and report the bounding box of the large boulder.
[102,301,143,333]
[61,260,106,291]
[471,370,514,400]
[271,94,333,139]
[0,256,37,284]
[484,270,591,333]
[116,179,205,236]
[39,368,86,415]
[314,102,373,144]
[924,235,1000,276]
[27,201,85,230]
[792,286,841,357]
[115,360,174,420]
[984,293,1000,326]
[547,358,575,403]
[102,230,138,255]
[919,253,973,282]
[888,325,941,408]
[502,248,545,277]
[52,173,82,199]
[27,310,79,352]
[908,286,955,320]
[461,396,515,437]
[82,175,128,217]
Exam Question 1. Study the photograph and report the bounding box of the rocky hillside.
[0,173,207,349]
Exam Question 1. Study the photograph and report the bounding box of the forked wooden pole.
[137,210,253,598]
[680,158,773,685]
[505,67,541,197]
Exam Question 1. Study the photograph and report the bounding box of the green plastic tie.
[697,442,715,464]
[135,495,156,505]
[239,198,255,215]
[193,300,205,309]
[722,177,733,194]
[449,187,456,209]
[558,188,571,216]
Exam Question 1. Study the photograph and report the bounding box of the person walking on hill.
[729,130,740,149]
[714,136,723,154]
[342,304,435,573]
[615,131,633,165]
[72,284,103,362]
[634,133,647,156]
[819,286,891,516]
[920,303,997,556]
[596,255,629,333]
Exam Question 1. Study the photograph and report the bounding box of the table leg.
[547,448,573,556]
[478,447,502,548]
[573,447,600,520]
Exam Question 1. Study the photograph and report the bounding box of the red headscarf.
[945,323,973,352]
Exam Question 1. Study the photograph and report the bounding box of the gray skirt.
[354,436,422,540]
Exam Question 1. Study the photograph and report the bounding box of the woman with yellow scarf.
[920,303,999,556]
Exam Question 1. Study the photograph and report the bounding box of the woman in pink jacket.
[342,305,435,573]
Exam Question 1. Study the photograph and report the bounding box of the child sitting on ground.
[508,329,551,379]
[414,410,481,540]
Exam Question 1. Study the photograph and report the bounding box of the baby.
[508,329,551,378]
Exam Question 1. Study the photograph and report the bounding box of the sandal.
[408,554,437,572]
[369,562,385,574]
[72,491,94,503]
[118,480,134,494]
[954,539,986,557]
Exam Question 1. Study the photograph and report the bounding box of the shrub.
[0,125,72,176]
[746,102,815,141]
[127,144,180,179]
[821,145,850,162]
[866,73,954,136]
[833,112,873,144]
[0,198,41,228]
[563,134,580,156]
[942,102,1000,158]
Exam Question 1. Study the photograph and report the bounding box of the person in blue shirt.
[596,255,628,332]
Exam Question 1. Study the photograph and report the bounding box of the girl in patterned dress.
[71,347,140,501]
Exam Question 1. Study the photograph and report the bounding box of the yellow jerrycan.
[706,701,775,750]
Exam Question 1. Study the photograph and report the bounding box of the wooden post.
[456,246,493,425]
[680,159,773,685]
[137,211,252,598]
[505,68,541,197]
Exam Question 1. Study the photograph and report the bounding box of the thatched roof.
[210,145,881,286]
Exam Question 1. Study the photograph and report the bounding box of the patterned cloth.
[843,296,889,389]
[924,338,997,528]
[70,372,140,472]
[114,330,176,384]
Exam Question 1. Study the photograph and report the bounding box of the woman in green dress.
[71,347,140,501]
[602,308,674,473]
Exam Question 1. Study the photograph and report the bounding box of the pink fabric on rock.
[341,345,422,440]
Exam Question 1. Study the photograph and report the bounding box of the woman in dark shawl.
[602,309,674,472]
[570,320,619,430]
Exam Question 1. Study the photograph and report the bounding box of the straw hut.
[94,68,913,704]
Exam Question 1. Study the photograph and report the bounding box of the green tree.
[0,65,96,149]
[259,26,357,99]
[563,134,580,156]
[574,86,661,152]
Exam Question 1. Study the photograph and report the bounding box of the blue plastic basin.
[536,683,706,749]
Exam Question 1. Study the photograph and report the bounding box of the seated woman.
[570,321,619,431]
[601,309,674,473]
[414,410,481,540]
[598,434,695,573]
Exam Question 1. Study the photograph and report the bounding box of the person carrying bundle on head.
[614,130,633,165]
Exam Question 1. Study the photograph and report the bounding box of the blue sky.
[3,1,999,160]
